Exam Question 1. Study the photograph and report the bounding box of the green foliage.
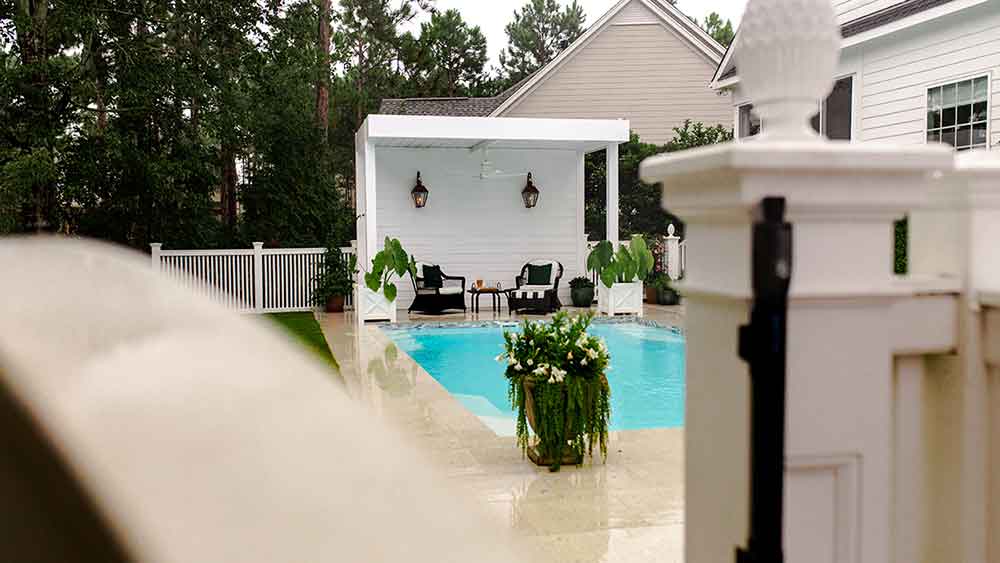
[568,276,594,289]
[311,247,358,305]
[586,124,732,241]
[587,235,654,288]
[364,237,416,302]
[700,12,735,47]
[497,0,586,88]
[401,9,488,97]
[499,312,611,471]
[894,216,908,275]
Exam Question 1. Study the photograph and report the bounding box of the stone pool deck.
[318,305,686,563]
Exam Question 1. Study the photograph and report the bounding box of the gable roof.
[710,0,984,89]
[490,0,726,117]
[379,0,726,118]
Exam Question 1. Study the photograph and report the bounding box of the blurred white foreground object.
[0,237,522,562]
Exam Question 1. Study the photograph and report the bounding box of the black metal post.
[736,197,792,563]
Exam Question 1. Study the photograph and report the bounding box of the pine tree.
[402,9,487,97]
[498,0,586,87]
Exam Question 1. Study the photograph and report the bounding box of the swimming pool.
[383,320,685,436]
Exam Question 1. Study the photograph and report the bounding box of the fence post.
[665,224,681,280]
[150,243,162,272]
[253,242,264,312]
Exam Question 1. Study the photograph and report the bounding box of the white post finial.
[735,0,841,140]
[667,224,676,237]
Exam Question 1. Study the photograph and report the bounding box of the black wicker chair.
[507,260,563,314]
[408,262,467,314]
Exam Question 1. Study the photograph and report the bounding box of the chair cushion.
[438,286,463,295]
[519,285,552,293]
[526,263,553,285]
[422,264,443,288]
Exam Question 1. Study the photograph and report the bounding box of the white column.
[364,141,377,266]
[252,242,264,313]
[150,243,162,271]
[606,143,619,247]
[664,224,681,280]
[577,151,586,277]
[893,355,927,563]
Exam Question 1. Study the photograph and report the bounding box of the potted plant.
[498,312,611,471]
[650,273,681,306]
[568,276,595,307]
[587,235,654,316]
[360,237,415,323]
[311,247,358,313]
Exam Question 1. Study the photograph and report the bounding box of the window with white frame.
[738,76,853,140]
[927,76,989,151]
[738,104,761,139]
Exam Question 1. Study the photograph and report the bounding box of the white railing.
[150,241,357,313]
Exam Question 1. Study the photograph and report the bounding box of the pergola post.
[606,142,619,247]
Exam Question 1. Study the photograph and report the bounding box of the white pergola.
[354,114,629,322]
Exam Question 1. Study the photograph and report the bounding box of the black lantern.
[521,173,540,209]
[411,172,429,208]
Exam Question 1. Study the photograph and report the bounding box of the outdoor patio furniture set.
[409,260,564,315]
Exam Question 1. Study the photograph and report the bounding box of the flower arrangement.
[497,312,611,471]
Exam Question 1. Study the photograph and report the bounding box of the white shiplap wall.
[373,147,583,310]
[858,2,1000,146]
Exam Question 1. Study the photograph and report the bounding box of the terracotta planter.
[324,294,346,313]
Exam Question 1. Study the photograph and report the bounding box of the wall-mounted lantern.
[411,172,429,208]
[521,173,539,209]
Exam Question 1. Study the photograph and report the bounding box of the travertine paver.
[319,306,686,563]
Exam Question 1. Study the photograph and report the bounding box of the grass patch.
[267,312,339,371]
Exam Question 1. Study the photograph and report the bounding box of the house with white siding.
[380,0,733,144]
[713,0,1000,150]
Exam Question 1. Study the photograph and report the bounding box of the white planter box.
[359,287,397,323]
[598,281,643,316]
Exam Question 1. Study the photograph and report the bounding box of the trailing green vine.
[497,312,611,471]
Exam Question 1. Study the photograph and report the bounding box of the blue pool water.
[383,322,685,435]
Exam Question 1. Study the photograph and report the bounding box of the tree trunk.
[315,0,331,138]
[220,144,238,228]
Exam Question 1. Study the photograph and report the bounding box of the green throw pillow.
[422,265,443,288]
[526,263,552,286]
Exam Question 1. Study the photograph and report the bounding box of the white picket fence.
[150,241,357,313]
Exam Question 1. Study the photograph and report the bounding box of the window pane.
[943,83,956,107]
[739,105,761,138]
[929,87,942,109]
[974,77,988,102]
[973,101,987,122]
[957,103,972,124]
[942,107,956,127]
[824,76,853,140]
[927,130,941,143]
[957,125,971,148]
[942,128,956,147]
[958,80,972,104]
[973,122,987,146]
[928,109,941,128]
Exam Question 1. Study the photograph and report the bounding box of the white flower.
[515,363,523,371]
[495,354,505,363]
[586,347,598,360]
[527,359,533,366]
[567,351,573,360]
[581,358,587,366]
[547,376,556,384]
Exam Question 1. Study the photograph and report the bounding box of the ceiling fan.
[448,147,529,181]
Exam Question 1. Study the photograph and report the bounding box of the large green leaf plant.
[586,235,655,288]
[364,237,416,303]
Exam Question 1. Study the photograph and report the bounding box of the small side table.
[468,287,504,314]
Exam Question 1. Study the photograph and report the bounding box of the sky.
[405,0,749,67]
